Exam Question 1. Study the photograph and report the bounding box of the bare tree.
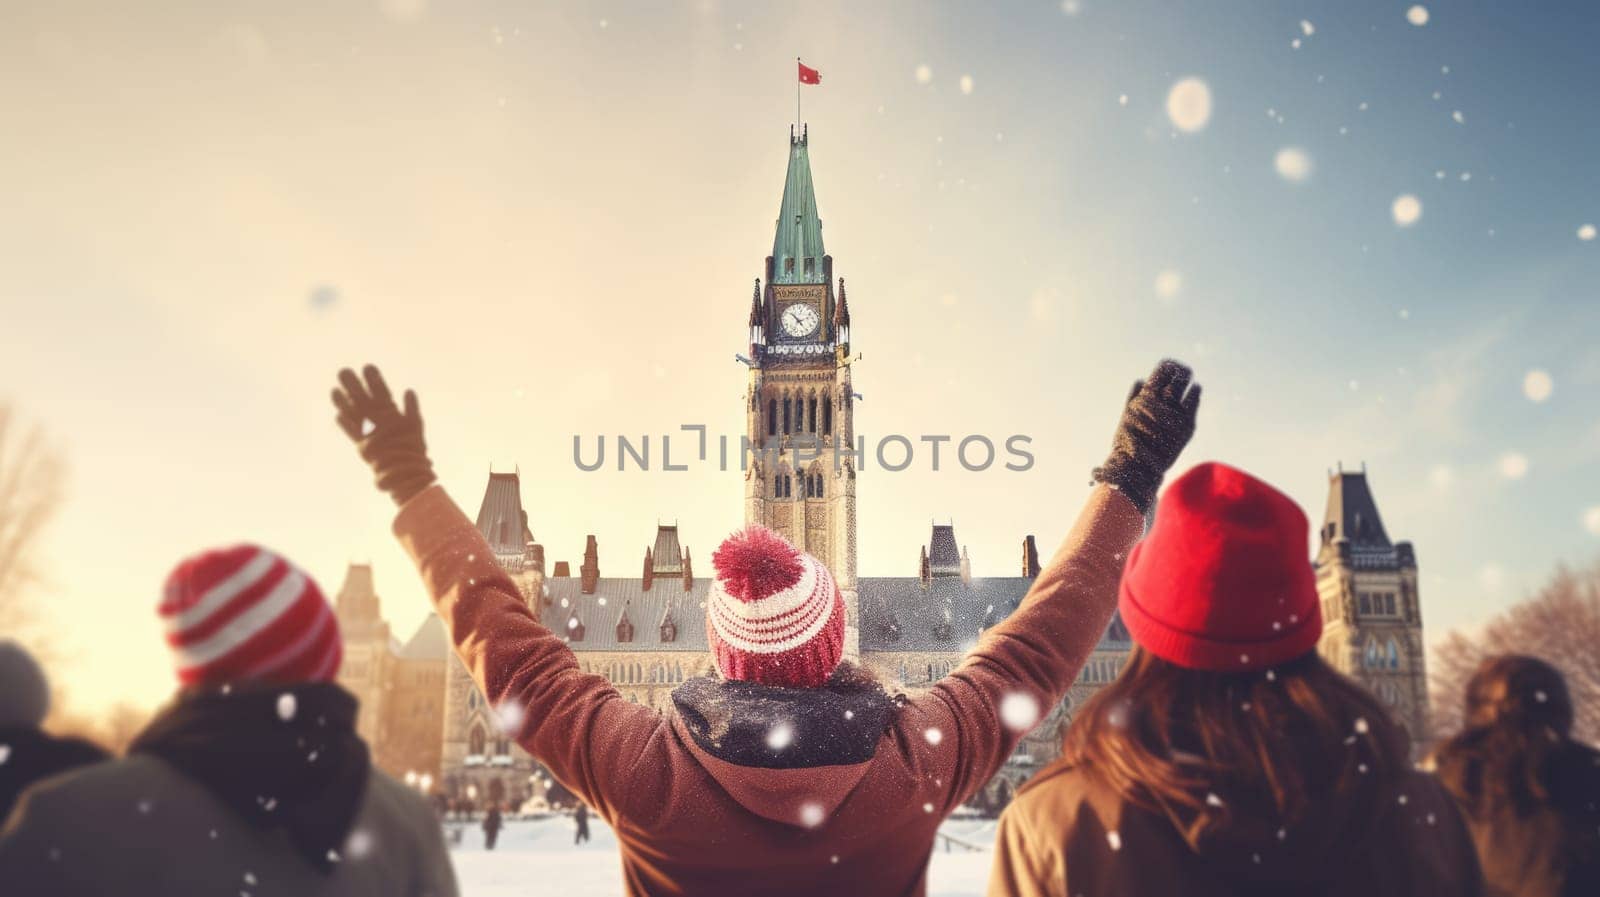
[1429,559,1600,745]
[0,402,66,640]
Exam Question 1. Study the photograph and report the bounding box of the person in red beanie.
[328,359,1201,897]
[988,462,1486,897]
[0,546,457,897]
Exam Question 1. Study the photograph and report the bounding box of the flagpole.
[796,56,802,133]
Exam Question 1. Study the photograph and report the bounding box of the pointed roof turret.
[475,471,529,558]
[749,278,763,326]
[1319,465,1392,553]
[834,277,851,325]
[771,129,825,284]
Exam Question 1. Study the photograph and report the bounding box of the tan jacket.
[393,483,1144,897]
[0,755,455,897]
[989,760,1485,897]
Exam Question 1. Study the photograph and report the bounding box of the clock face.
[780,303,820,338]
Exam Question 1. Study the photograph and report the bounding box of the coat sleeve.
[900,484,1144,810]
[392,485,664,821]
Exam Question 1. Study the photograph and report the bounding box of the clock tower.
[743,125,860,659]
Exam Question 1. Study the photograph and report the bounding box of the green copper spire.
[770,126,825,284]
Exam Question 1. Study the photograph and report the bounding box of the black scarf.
[129,682,370,872]
[672,663,896,769]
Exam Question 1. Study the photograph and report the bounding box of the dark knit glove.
[1092,359,1202,515]
[331,365,437,507]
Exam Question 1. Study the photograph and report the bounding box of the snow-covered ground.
[448,815,996,896]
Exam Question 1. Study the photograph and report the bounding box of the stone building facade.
[331,564,448,784]
[1313,466,1430,746]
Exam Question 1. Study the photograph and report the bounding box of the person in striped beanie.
[327,360,1201,895]
[0,545,458,897]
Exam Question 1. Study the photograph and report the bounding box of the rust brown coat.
[394,483,1145,897]
[989,759,1485,897]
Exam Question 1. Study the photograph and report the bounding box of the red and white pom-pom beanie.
[706,526,845,689]
[159,545,343,687]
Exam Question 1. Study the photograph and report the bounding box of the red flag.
[798,61,821,85]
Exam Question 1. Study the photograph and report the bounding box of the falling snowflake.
[495,700,526,734]
[1359,763,1370,774]
[1165,77,1213,133]
[1266,669,1277,682]
[345,828,375,859]
[244,872,257,885]
[1060,0,1082,14]
[1398,794,1409,805]
[276,693,297,722]
[1584,507,1600,537]
[1118,94,1128,106]
[1154,270,1183,301]
[1406,5,1430,27]
[1535,690,1549,703]
[326,849,341,863]
[1276,826,1287,841]
[1106,830,1123,851]
[999,692,1041,732]
[1354,717,1370,735]
[1300,20,1315,36]
[959,75,974,96]
[1426,812,1437,825]
[137,799,153,814]
[844,709,854,720]
[914,64,933,85]
[1239,653,1250,665]
[1430,465,1454,490]
[799,802,826,828]
[1452,110,1465,124]
[830,855,840,864]
[1205,792,1225,808]
[923,727,944,746]
[1392,194,1423,227]
[922,802,935,814]
[1523,370,1554,402]
[1578,224,1596,241]
[0,745,9,766]
[1498,453,1529,480]
[1274,147,1313,183]
[766,722,794,751]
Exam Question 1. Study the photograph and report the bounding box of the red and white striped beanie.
[706,526,845,689]
[159,545,342,687]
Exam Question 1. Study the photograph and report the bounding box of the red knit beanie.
[159,545,342,687]
[1119,462,1322,671]
[706,526,846,689]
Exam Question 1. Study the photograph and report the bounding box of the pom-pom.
[711,526,803,601]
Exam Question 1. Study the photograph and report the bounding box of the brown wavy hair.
[1431,654,1576,817]
[1061,646,1410,842]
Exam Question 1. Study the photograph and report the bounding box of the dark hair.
[1061,647,1410,842]
[1432,654,1575,817]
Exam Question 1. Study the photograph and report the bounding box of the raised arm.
[331,366,661,819]
[904,360,1201,808]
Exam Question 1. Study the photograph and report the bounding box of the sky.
[1,0,1596,715]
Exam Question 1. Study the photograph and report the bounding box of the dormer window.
[616,618,634,643]
[660,621,677,643]
[804,257,815,276]
[784,257,795,274]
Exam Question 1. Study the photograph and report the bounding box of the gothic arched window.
[1383,593,1396,615]
[1358,592,1372,615]
[468,725,486,756]
[768,399,777,437]
[823,401,832,436]
[1387,639,1400,670]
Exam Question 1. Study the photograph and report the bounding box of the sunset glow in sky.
[2,1,1597,714]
